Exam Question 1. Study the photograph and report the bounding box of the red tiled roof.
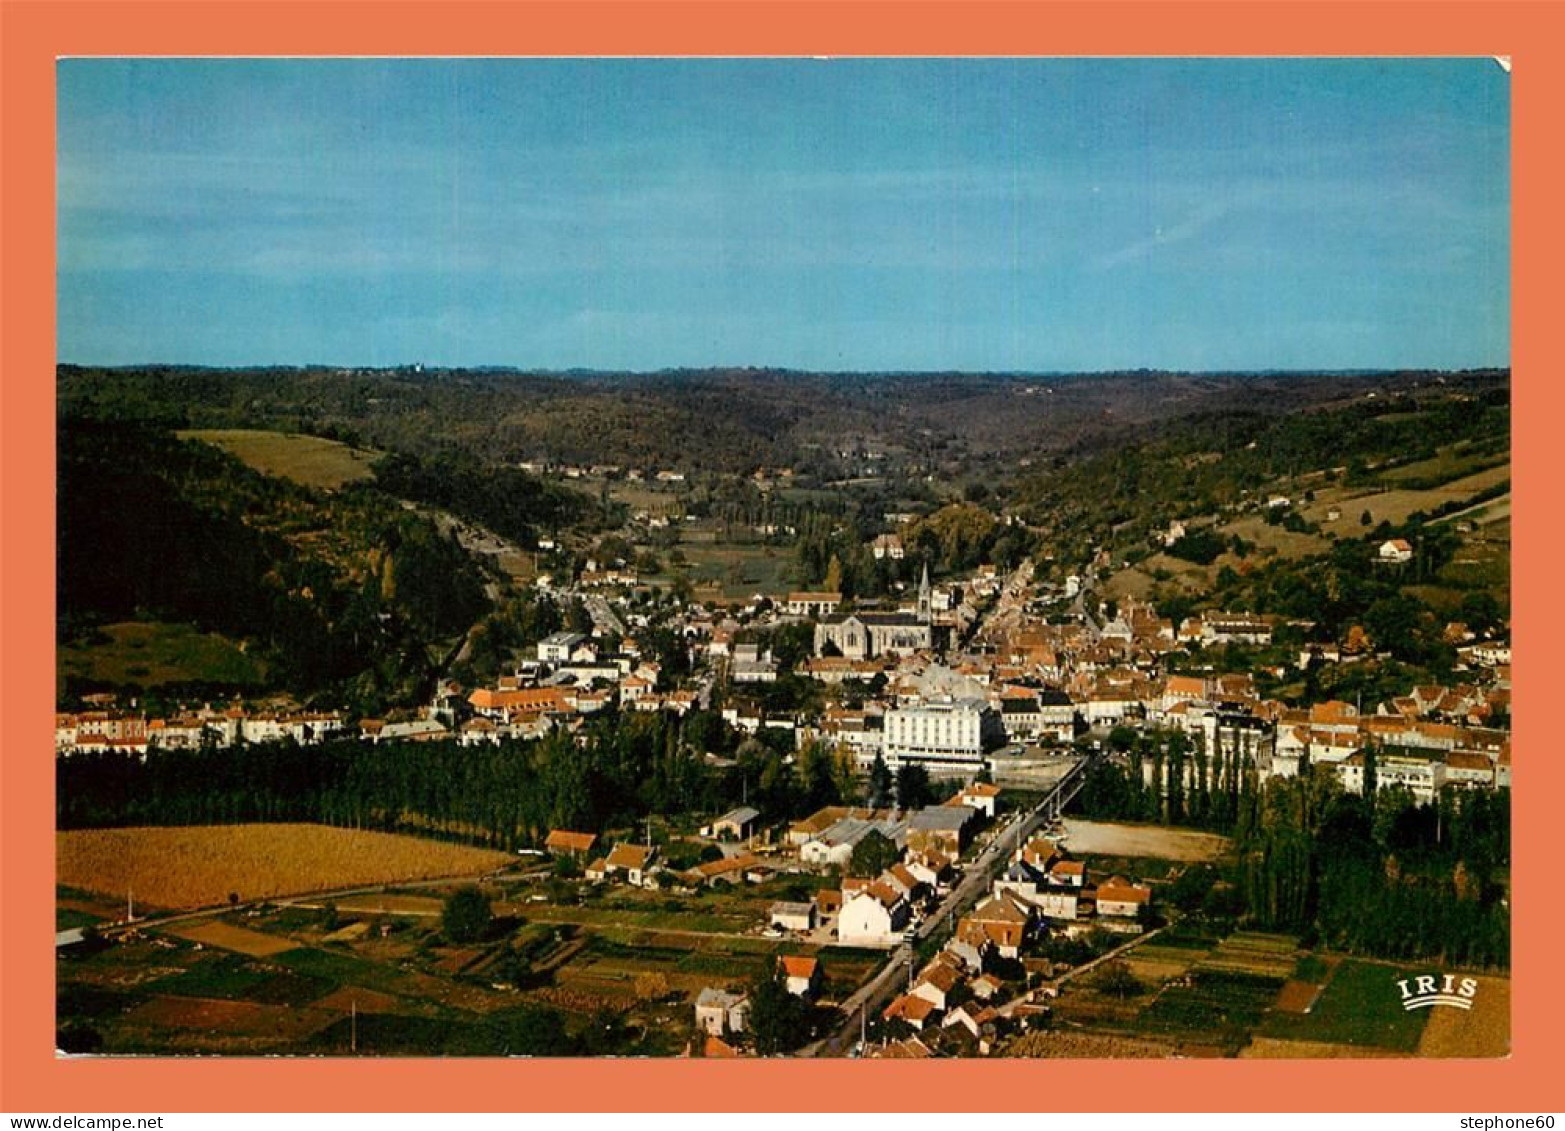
[780,955,819,980]
[606,843,655,870]
[545,830,597,853]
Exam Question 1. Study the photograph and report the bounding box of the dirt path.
[1058,819,1231,862]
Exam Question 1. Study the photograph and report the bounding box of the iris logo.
[1396,973,1479,1011]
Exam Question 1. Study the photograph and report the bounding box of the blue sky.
[57,58,1510,371]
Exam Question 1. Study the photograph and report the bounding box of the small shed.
[712,806,760,841]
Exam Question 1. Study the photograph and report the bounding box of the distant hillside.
[1014,377,1508,565]
[1012,376,1510,670]
[57,365,1507,479]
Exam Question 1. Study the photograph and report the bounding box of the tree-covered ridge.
[58,364,1503,478]
[372,449,595,549]
[58,423,489,705]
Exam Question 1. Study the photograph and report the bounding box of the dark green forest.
[58,423,490,707]
[1073,739,1510,969]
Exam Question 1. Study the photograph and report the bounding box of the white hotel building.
[881,699,1003,770]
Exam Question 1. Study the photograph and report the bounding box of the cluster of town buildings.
[58,535,1512,816]
[678,801,1155,1057]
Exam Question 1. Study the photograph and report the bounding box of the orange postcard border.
[3,0,1561,1113]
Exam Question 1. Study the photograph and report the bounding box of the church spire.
[918,562,932,623]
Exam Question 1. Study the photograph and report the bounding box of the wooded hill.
[58,423,492,708]
[58,364,1502,479]
[1013,373,1508,564]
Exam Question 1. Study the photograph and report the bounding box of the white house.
[1378,539,1414,564]
[1096,876,1152,918]
[955,781,1001,819]
[779,955,821,998]
[786,591,842,618]
[694,988,750,1036]
[838,885,910,948]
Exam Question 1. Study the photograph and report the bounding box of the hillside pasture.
[179,429,379,490]
[58,620,266,692]
[1217,514,1330,560]
[58,824,513,911]
[1304,463,1510,530]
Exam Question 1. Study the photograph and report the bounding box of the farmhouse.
[601,843,658,886]
[694,988,750,1036]
[1378,539,1414,564]
[689,852,772,887]
[1096,876,1153,918]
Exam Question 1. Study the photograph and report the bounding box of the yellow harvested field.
[1417,975,1510,1058]
[164,919,300,957]
[320,922,372,944]
[1240,1037,1401,1059]
[58,824,513,911]
[179,429,380,490]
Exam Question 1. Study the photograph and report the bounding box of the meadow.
[57,620,266,692]
[1036,922,1508,1059]
[179,429,380,490]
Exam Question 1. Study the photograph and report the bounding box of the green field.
[675,541,797,598]
[1135,969,1284,1047]
[179,429,380,490]
[58,620,267,692]
[1257,958,1431,1052]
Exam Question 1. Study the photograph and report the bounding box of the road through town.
[805,750,1096,1057]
